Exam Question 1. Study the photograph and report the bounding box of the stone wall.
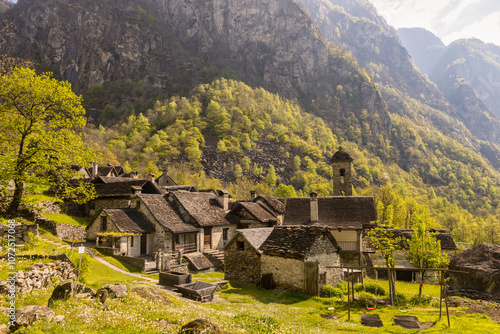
[224,235,262,285]
[307,235,342,287]
[86,211,120,240]
[0,259,76,294]
[0,223,38,245]
[36,217,86,241]
[261,255,304,291]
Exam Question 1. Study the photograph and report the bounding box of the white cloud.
[368,0,500,46]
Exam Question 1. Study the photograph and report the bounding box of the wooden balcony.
[338,241,357,252]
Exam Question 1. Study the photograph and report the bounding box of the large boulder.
[449,243,500,297]
[180,319,224,334]
[15,305,55,327]
[48,282,96,305]
[103,284,127,298]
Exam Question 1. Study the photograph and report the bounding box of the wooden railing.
[175,243,197,254]
[338,241,357,252]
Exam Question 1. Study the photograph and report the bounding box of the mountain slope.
[397,27,445,75]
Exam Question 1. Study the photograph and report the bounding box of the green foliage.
[0,66,97,213]
[320,285,343,298]
[354,281,386,296]
[275,184,297,199]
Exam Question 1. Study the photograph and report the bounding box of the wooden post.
[444,273,450,327]
[351,269,355,302]
[439,271,443,320]
[347,269,351,321]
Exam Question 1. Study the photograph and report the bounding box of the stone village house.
[224,225,342,295]
[86,189,239,257]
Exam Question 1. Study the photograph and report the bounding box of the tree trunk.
[6,179,24,215]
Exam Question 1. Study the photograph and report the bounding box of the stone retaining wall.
[0,223,38,245]
[0,258,76,294]
[36,218,86,241]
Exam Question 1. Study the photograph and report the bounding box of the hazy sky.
[368,0,500,46]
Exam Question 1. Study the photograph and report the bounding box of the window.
[223,228,229,242]
[319,273,327,285]
[340,169,345,184]
[136,200,141,209]
[130,236,134,247]
[174,235,180,244]
[236,241,245,251]
[100,216,107,231]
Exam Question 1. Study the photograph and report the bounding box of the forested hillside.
[85,78,500,246]
[1,0,500,245]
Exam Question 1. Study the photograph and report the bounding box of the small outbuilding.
[259,225,342,295]
[224,228,274,285]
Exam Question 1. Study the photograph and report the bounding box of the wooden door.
[203,227,212,249]
[140,234,147,255]
[304,262,319,296]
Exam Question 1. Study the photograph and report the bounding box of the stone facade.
[261,232,341,293]
[224,234,262,285]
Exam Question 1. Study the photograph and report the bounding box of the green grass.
[91,248,143,274]
[192,271,225,282]
[44,213,89,228]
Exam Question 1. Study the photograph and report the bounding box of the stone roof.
[139,194,198,233]
[169,191,236,227]
[93,180,164,198]
[393,229,458,250]
[254,195,286,214]
[183,252,213,271]
[93,176,146,184]
[103,208,155,234]
[283,196,377,229]
[162,185,197,192]
[231,202,277,223]
[225,228,274,253]
[330,148,353,162]
[260,225,340,259]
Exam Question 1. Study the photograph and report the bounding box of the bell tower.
[330,147,353,196]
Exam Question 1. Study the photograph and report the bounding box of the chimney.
[91,161,98,176]
[310,192,319,224]
[130,186,142,195]
[148,173,155,182]
[250,190,257,200]
[217,190,229,211]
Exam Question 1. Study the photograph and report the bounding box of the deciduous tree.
[0,66,96,214]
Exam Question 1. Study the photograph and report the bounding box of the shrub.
[409,294,432,306]
[320,285,344,298]
[336,280,348,295]
[354,281,386,296]
[357,291,376,308]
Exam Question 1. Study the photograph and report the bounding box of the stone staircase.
[203,249,225,271]
[363,253,376,278]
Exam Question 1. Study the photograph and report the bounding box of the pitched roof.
[393,229,458,250]
[169,191,236,227]
[283,196,377,229]
[231,202,277,223]
[254,195,286,214]
[330,148,353,162]
[225,228,274,253]
[260,225,340,259]
[93,180,164,197]
[103,208,155,234]
[93,176,146,184]
[138,194,198,233]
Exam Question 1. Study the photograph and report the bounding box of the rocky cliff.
[0,0,206,94]
[296,0,452,113]
[0,0,393,150]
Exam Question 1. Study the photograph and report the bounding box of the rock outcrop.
[449,243,500,298]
